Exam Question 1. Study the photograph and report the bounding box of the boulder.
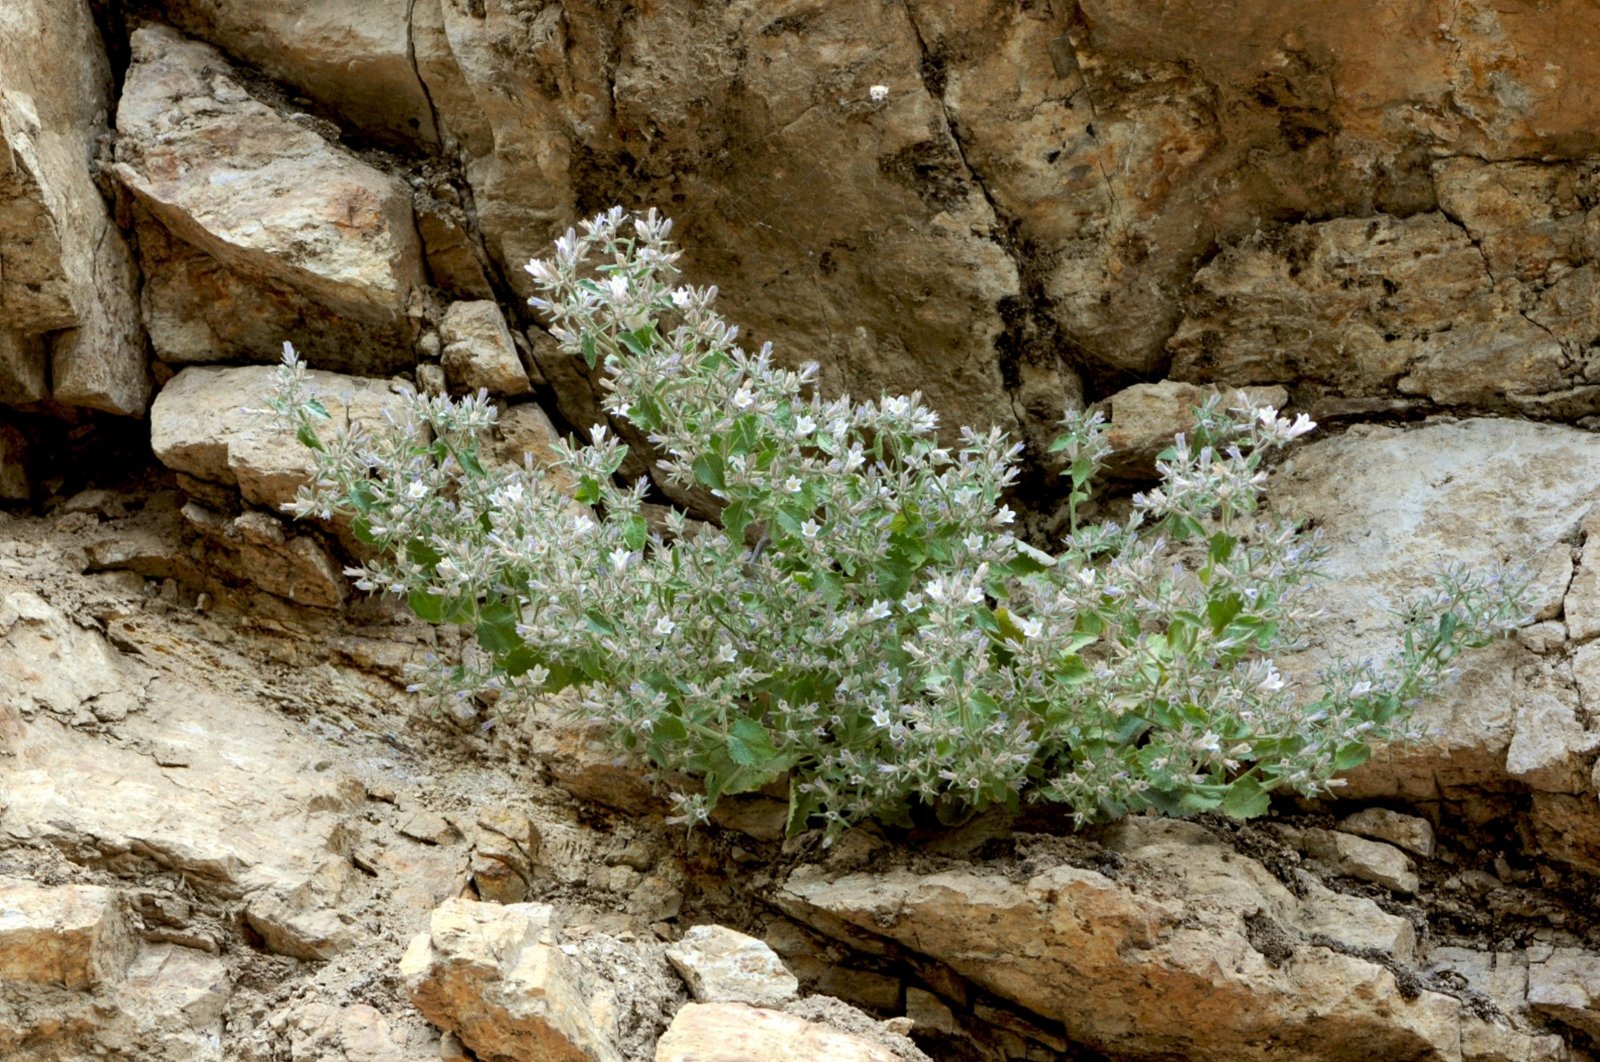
[777,818,1550,1061]
[1338,808,1436,859]
[1168,213,1565,410]
[150,365,409,512]
[0,880,136,989]
[0,0,146,414]
[143,0,437,149]
[114,25,425,376]
[1271,419,1600,867]
[1097,380,1288,476]
[653,1002,910,1062]
[664,925,799,1007]
[441,302,531,396]
[1300,829,1419,895]
[400,898,624,1062]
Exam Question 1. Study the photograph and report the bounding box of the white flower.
[732,387,755,410]
[1017,616,1043,639]
[407,479,429,499]
[864,600,891,622]
[654,616,676,637]
[671,288,692,309]
[783,476,803,493]
[869,85,889,102]
[716,642,738,664]
[609,548,631,573]
[1284,412,1317,439]
[793,415,816,436]
[604,274,630,301]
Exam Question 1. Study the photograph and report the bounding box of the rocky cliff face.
[5,2,1600,1060]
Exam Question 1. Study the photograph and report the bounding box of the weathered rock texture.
[114,25,425,376]
[0,0,146,415]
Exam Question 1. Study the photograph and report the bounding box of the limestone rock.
[1168,213,1564,410]
[182,502,347,609]
[118,944,232,1060]
[470,806,539,906]
[1528,948,1600,1041]
[0,0,147,414]
[148,0,437,149]
[1097,380,1289,476]
[0,879,136,989]
[654,1002,904,1062]
[1564,509,1600,644]
[400,898,624,1062]
[1338,808,1436,859]
[114,25,425,376]
[664,925,799,1007]
[150,365,409,512]
[1,587,145,719]
[441,302,530,397]
[1301,829,1419,895]
[413,0,1057,452]
[777,818,1529,1062]
[1271,420,1600,864]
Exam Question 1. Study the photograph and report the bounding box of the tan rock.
[1,587,145,718]
[0,879,136,989]
[181,503,347,609]
[1169,213,1564,409]
[1505,692,1600,793]
[114,25,425,376]
[150,0,437,149]
[470,807,539,907]
[0,0,147,414]
[1528,948,1600,1041]
[441,302,530,397]
[118,943,231,1058]
[400,898,623,1062]
[1097,380,1289,476]
[1301,829,1419,895]
[664,925,799,1006]
[1565,510,1600,644]
[1338,808,1436,859]
[778,818,1497,1062]
[654,1002,903,1062]
[150,365,409,512]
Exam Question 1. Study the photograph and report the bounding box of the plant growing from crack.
[270,207,1528,837]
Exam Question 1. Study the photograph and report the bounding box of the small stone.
[628,873,684,923]
[440,301,530,396]
[1302,829,1420,894]
[654,1002,905,1062]
[399,811,461,846]
[664,925,799,1006]
[905,988,957,1035]
[417,361,447,396]
[0,879,136,989]
[1528,947,1600,1040]
[1337,808,1436,859]
[400,898,624,1062]
[1518,620,1568,654]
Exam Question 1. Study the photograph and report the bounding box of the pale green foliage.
[270,207,1527,836]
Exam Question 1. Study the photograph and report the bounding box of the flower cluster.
[270,207,1527,837]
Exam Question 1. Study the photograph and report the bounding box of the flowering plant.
[271,208,1525,835]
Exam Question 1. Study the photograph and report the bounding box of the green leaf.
[1175,789,1225,815]
[580,333,598,368]
[1047,433,1075,454]
[729,415,762,456]
[1008,541,1057,574]
[1333,742,1372,772]
[584,609,616,636]
[350,516,378,545]
[295,423,326,453]
[575,476,602,506]
[407,589,448,624]
[304,397,331,421]
[619,325,656,358]
[405,539,443,569]
[1207,593,1244,635]
[476,599,521,654]
[723,501,752,546]
[1208,531,1237,565]
[692,453,726,491]
[1221,776,1271,819]
[622,514,648,551]
[727,718,778,767]
[650,713,688,744]
[786,785,822,837]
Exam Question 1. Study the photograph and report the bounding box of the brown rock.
[1169,213,1564,409]
[0,879,136,989]
[441,302,531,397]
[400,898,624,1062]
[654,1002,904,1062]
[150,365,409,512]
[149,0,438,149]
[1301,829,1419,895]
[114,25,425,376]
[1338,808,1436,860]
[777,818,1511,1062]
[0,423,27,501]
[664,925,799,1007]
[0,0,147,414]
[1097,380,1289,476]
